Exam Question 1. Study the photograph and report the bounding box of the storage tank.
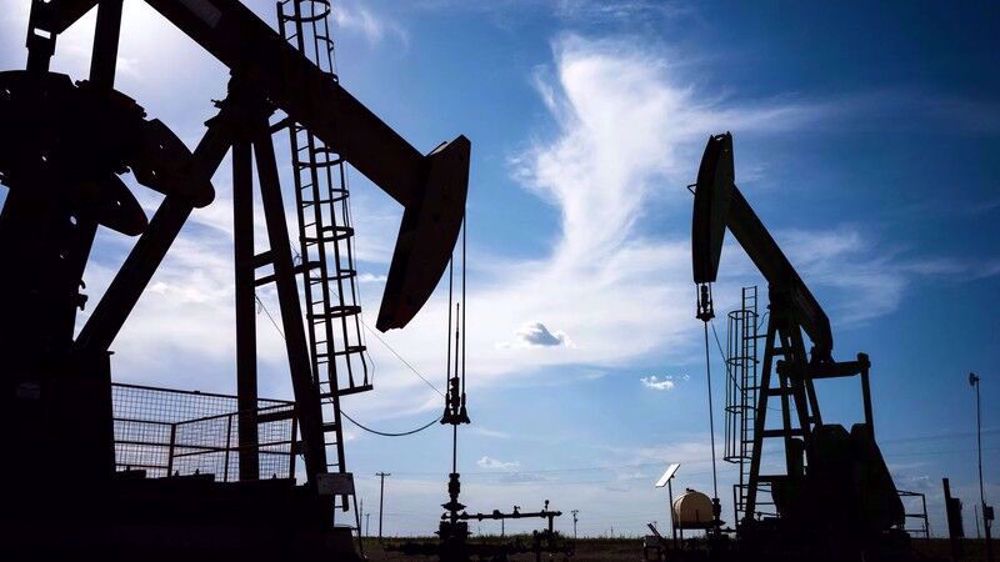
[672,489,714,529]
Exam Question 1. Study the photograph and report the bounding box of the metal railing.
[897,489,931,540]
[112,383,298,482]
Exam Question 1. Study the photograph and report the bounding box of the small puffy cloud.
[476,456,521,471]
[516,322,568,347]
[640,375,686,391]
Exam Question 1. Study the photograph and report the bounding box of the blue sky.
[1,0,998,538]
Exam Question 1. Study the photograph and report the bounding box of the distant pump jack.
[687,132,904,558]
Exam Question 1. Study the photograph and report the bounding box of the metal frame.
[1,1,469,558]
[690,133,901,548]
[897,490,930,541]
[7,0,468,487]
[111,382,297,481]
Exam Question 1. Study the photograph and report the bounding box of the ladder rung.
[308,305,362,321]
[304,155,344,170]
[316,345,366,359]
[320,384,374,399]
[329,268,357,280]
[302,226,354,243]
[314,195,348,205]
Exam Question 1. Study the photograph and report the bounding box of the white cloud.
[641,376,674,391]
[358,272,388,283]
[38,23,976,427]
[640,375,686,391]
[476,456,521,471]
[470,427,511,439]
[514,322,568,347]
[554,0,693,25]
[329,3,408,48]
[78,30,844,419]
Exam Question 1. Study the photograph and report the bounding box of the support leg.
[233,140,259,481]
[75,117,232,353]
[251,117,328,482]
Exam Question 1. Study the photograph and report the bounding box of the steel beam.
[88,0,123,89]
[75,117,232,352]
[233,139,259,481]
[143,0,424,207]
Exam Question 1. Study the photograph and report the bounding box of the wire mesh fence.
[112,383,298,482]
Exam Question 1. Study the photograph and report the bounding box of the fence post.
[289,413,299,479]
[167,423,177,477]
[224,414,234,483]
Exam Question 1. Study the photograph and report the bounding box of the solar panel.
[655,463,680,488]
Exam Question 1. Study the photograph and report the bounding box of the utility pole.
[970,372,994,562]
[376,472,391,539]
[977,505,983,539]
[365,512,371,538]
[571,509,579,539]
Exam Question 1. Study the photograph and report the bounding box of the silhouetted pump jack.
[690,133,905,559]
[0,1,469,561]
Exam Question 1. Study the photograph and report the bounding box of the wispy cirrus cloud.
[22,17,987,430]
[554,0,693,24]
[329,3,409,48]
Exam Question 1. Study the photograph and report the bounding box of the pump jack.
[691,133,905,560]
[0,1,469,560]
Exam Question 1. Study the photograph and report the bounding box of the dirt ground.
[360,537,994,561]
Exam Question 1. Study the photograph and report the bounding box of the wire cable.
[710,320,732,382]
[461,217,467,396]
[340,408,441,437]
[359,319,445,397]
[255,294,285,338]
[255,294,446,437]
[702,321,720,503]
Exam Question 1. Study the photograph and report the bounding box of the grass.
[360,536,995,561]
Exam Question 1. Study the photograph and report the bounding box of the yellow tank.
[672,489,714,529]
